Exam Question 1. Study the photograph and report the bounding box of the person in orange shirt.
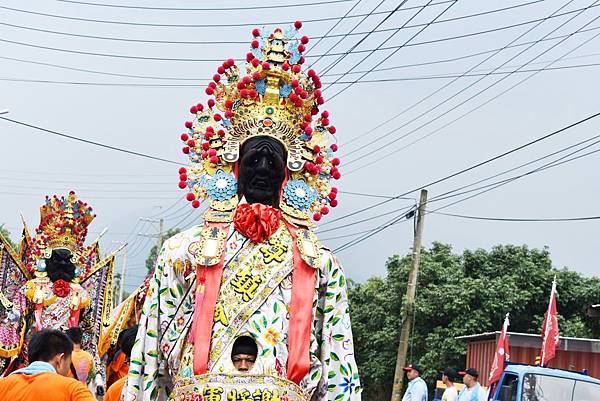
[65,327,94,384]
[0,329,95,401]
[106,327,132,387]
[104,325,138,401]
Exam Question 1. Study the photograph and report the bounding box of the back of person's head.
[119,325,139,359]
[65,327,83,345]
[29,329,74,363]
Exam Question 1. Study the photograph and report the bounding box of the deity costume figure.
[0,192,117,381]
[125,22,360,401]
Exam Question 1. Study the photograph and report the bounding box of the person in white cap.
[457,368,487,401]
[402,364,428,401]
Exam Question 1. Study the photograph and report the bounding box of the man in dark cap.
[231,336,258,373]
[457,368,487,401]
[401,364,428,401]
[440,368,458,401]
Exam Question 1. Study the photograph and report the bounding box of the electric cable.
[428,133,600,203]
[3,59,600,88]
[342,0,591,162]
[308,0,387,72]
[325,0,459,100]
[2,5,594,65]
[339,2,597,151]
[429,211,600,222]
[55,0,355,11]
[303,0,364,60]
[0,116,181,165]
[320,109,600,227]
[344,15,600,175]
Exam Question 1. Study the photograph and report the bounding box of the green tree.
[0,224,18,252]
[145,228,181,273]
[348,243,600,401]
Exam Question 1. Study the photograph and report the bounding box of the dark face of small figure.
[45,248,76,283]
[237,136,286,206]
[232,353,256,372]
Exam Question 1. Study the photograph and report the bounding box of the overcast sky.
[1,0,599,292]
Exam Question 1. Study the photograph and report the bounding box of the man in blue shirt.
[402,364,428,401]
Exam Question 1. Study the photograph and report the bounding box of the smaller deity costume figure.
[0,192,117,379]
[125,21,360,401]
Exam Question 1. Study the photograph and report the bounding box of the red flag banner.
[489,314,510,385]
[541,279,560,367]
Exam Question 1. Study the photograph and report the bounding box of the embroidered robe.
[124,223,361,401]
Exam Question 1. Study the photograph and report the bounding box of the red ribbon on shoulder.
[284,222,317,384]
[189,222,230,376]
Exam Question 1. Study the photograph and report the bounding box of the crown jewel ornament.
[178,22,341,223]
[25,191,96,277]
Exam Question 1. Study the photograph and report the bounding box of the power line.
[2,28,599,85]
[0,4,409,28]
[303,0,364,60]
[326,132,600,245]
[338,2,597,151]
[324,0,459,99]
[318,203,416,234]
[320,110,600,227]
[426,139,600,212]
[428,133,600,203]
[341,0,591,162]
[1,2,571,63]
[311,0,388,74]
[0,116,181,165]
[343,4,600,173]
[4,60,600,88]
[346,24,600,176]
[0,2,455,47]
[333,138,600,251]
[55,0,355,11]
[430,211,600,222]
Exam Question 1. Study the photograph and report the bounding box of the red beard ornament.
[52,279,71,298]
[234,203,281,243]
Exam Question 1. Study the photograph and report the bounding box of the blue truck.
[489,363,600,401]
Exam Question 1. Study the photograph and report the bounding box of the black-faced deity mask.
[237,136,286,207]
[45,248,77,283]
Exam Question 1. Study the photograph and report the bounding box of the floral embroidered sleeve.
[316,251,361,401]
[124,239,185,401]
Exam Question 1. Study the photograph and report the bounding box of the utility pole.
[111,240,128,305]
[119,246,128,304]
[158,218,164,250]
[391,189,428,401]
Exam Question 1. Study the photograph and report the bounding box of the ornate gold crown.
[26,192,96,274]
[178,22,341,223]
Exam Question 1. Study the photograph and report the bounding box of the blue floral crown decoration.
[178,21,341,223]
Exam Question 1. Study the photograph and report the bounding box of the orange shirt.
[107,351,128,387]
[0,372,96,401]
[104,376,127,401]
[68,349,94,383]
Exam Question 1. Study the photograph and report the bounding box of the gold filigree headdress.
[178,21,341,223]
[26,192,96,276]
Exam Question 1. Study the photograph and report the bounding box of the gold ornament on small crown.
[26,191,96,276]
[177,21,341,224]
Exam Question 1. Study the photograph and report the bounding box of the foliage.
[0,224,18,252]
[145,228,181,273]
[348,242,600,401]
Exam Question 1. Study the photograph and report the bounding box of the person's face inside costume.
[231,336,258,373]
[50,351,72,376]
[237,136,286,207]
[45,249,77,283]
